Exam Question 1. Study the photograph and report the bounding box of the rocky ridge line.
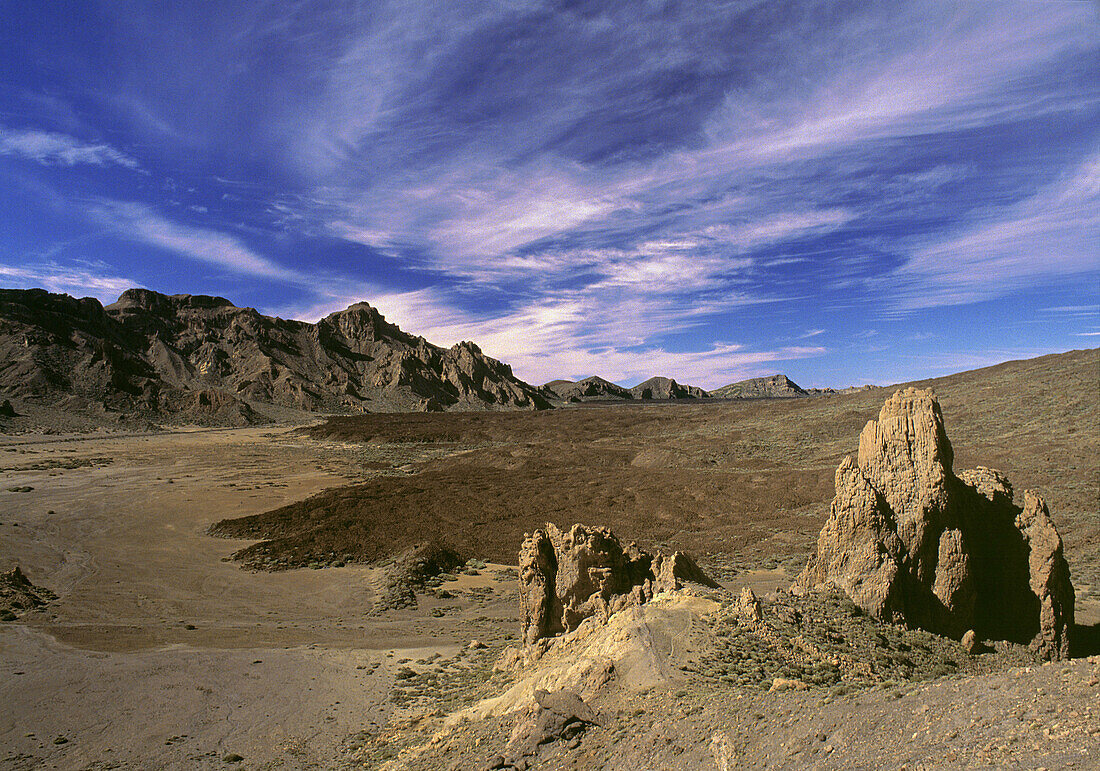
[0,287,552,423]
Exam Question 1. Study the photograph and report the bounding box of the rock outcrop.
[797,388,1074,659]
[544,376,634,402]
[708,374,807,399]
[0,287,552,423]
[519,523,718,646]
[1,566,56,620]
[629,376,709,400]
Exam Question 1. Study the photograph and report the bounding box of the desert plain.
[1,348,1098,770]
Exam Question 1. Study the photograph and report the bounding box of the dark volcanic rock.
[519,522,717,646]
[0,399,15,417]
[796,388,1075,659]
[1,566,56,619]
[709,374,807,399]
[0,287,552,423]
[628,376,709,400]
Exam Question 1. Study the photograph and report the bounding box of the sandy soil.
[0,427,517,769]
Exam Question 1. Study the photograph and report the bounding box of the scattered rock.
[519,523,717,645]
[486,689,606,769]
[374,541,466,613]
[1,566,56,619]
[769,677,810,692]
[797,388,1075,659]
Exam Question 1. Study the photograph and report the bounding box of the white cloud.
[0,128,140,169]
[0,260,139,303]
[87,200,301,282]
[892,153,1100,308]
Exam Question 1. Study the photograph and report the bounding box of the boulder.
[518,523,717,646]
[797,388,1074,659]
[1,565,56,619]
[0,399,16,417]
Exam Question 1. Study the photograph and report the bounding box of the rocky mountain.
[519,522,717,646]
[544,375,708,402]
[796,388,1074,660]
[628,376,708,400]
[709,373,808,399]
[543,375,633,402]
[0,287,552,423]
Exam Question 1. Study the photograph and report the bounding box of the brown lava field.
[212,348,1099,600]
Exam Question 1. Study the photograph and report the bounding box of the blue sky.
[1,1,1097,389]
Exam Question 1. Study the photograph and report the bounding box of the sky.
[1,0,1097,390]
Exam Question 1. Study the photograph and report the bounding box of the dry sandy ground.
[0,427,517,769]
[1,355,1098,771]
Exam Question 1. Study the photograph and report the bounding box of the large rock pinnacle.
[798,388,1074,659]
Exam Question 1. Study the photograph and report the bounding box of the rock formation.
[519,523,718,646]
[0,398,15,417]
[0,287,551,423]
[544,376,634,402]
[544,375,709,402]
[709,374,807,399]
[1,566,56,620]
[797,388,1074,659]
[629,376,709,400]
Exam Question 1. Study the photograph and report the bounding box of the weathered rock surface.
[1,566,56,620]
[0,287,551,423]
[519,523,718,646]
[797,388,1075,659]
[628,376,709,400]
[485,689,606,770]
[543,376,634,402]
[544,375,708,402]
[709,373,807,399]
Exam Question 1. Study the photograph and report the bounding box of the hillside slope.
[709,373,808,399]
[0,287,551,424]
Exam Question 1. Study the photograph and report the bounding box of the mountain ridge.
[709,373,808,399]
[0,287,552,424]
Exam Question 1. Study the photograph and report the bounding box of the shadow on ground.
[1072,622,1100,657]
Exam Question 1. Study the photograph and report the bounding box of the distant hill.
[544,375,709,402]
[629,376,708,400]
[708,374,808,399]
[0,287,552,425]
[544,375,633,402]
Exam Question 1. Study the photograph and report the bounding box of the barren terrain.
[1,348,1097,769]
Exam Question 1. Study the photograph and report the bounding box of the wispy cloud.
[2,1,1097,389]
[0,127,140,169]
[892,152,1100,308]
[0,260,139,303]
[87,200,300,282]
